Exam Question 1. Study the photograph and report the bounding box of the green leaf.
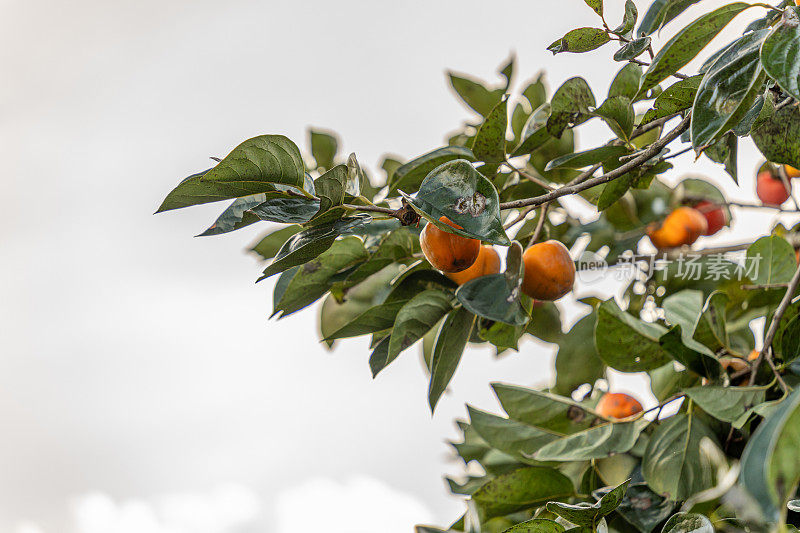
[595,299,671,372]
[779,313,800,364]
[198,194,268,236]
[641,76,702,125]
[467,406,559,464]
[554,313,605,395]
[760,7,800,102]
[456,242,528,325]
[548,28,611,54]
[636,3,751,99]
[375,290,453,376]
[597,173,635,211]
[313,164,348,216]
[684,384,767,423]
[388,146,476,196]
[642,413,719,501]
[471,466,574,519]
[258,215,370,280]
[583,0,603,17]
[613,0,638,37]
[741,387,800,520]
[428,306,476,412]
[751,97,800,169]
[746,235,796,286]
[615,482,675,532]
[324,299,407,340]
[547,480,629,527]
[448,73,504,117]
[471,98,508,164]
[493,384,600,434]
[273,236,368,317]
[691,30,768,150]
[534,419,649,461]
[662,289,703,334]
[638,0,702,37]
[545,145,629,171]
[614,36,652,61]
[660,513,713,533]
[512,103,553,157]
[501,518,565,533]
[241,196,320,226]
[593,96,635,141]
[703,131,738,183]
[251,225,303,260]
[659,326,722,380]
[157,135,305,212]
[402,159,510,245]
[309,128,338,171]
[547,77,596,138]
[609,64,643,100]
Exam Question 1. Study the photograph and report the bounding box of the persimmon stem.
[498,115,691,211]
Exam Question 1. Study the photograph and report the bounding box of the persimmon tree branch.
[499,114,691,211]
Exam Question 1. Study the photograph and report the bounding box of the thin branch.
[502,159,556,191]
[498,115,691,211]
[503,204,537,230]
[530,203,550,244]
[775,96,796,112]
[750,261,800,386]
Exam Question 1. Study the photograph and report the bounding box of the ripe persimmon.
[785,164,800,178]
[447,245,500,285]
[596,393,643,419]
[420,216,480,273]
[647,207,708,249]
[520,240,575,301]
[694,200,727,236]
[756,170,791,206]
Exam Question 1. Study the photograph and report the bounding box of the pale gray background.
[1,1,787,531]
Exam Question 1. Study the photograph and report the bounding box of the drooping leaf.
[157,135,305,212]
[642,413,719,501]
[548,28,611,54]
[402,160,510,245]
[703,131,738,183]
[471,466,574,519]
[593,96,635,141]
[533,419,650,461]
[636,3,751,99]
[242,196,321,226]
[547,77,596,138]
[554,313,605,395]
[641,76,702,125]
[583,0,603,17]
[429,306,476,412]
[760,7,800,102]
[691,30,768,150]
[388,146,477,195]
[614,36,652,61]
[659,326,722,380]
[613,0,638,37]
[595,299,671,372]
[258,215,370,280]
[471,98,508,164]
[660,513,714,533]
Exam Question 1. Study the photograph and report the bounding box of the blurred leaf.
[636,3,751,99]
[309,128,338,171]
[534,419,650,461]
[502,518,565,533]
[595,299,671,372]
[615,482,675,532]
[273,236,368,317]
[548,28,611,54]
[403,160,510,245]
[258,215,370,280]
[448,72,504,117]
[659,326,722,380]
[760,7,800,102]
[641,76,702,125]
[157,135,305,212]
[471,98,508,164]
[429,306,476,412]
[609,63,643,100]
[547,77,596,138]
[472,466,574,519]
[691,30,767,150]
[642,413,719,501]
[546,479,629,526]
[660,513,713,533]
[512,103,552,156]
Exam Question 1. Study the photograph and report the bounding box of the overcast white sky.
[1,0,795,531]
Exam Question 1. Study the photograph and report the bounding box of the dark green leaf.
[313,164,348,216]
[584,0,603,17]
[493,383,599,434]
[638,0,701,37]
[512,103,553,156]
[597,173,635,211]
[684,384,767,423]
[641,76,702,125]
[157,135,305,212]
[615,482,675,533]
[595,299,671,372]
[309,128,338,171]
[472,466,574,519]
[548,28,611,54]
[760,7,800,102]
[448,73,504,117]
[779,313,800,364]
[554,312,605,395]
[691,30,768,150]
[534,420,650,461]
[471,98,508,164]
[547,77,596,138]
[703,131,738,182]
[546,145,629,171]
[613,0,638,37]
[660,513,713,533]
[642,413,719,501]
[501,518,565,533]
[251,225,303,260]
[258,215,370,280]
[243,196,320,225]
[429,306,476,412]
[198,194,267,236]
[388,146,476,195]
[547,480,629,527]
[403,159,510,245]
[751,97,800,169]
[467,406,559,464]
[609,64,643,100]
[375,290,453,376]
[614,36,652,61]
[636,3,751,99]
[659,326,722,380]
[593,96,635,140]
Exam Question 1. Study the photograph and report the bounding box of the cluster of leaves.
[157,0,800,530]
